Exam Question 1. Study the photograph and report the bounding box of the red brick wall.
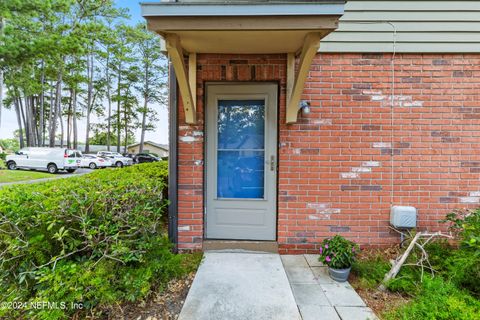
[176,53,480,253]
[177,54,287,251]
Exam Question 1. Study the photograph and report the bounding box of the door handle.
[270,155,276,171]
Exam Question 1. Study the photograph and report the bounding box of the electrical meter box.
[390,206,416,229]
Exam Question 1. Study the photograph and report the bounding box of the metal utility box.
[390,206,417,229]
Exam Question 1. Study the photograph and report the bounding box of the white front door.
[205,83,278,240]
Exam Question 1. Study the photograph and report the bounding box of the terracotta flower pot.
[328,266,351,282]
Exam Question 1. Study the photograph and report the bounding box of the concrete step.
[203,240,279,253]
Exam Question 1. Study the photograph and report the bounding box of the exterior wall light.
[300,100,311,115]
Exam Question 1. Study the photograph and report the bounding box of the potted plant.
[319,235,359,282]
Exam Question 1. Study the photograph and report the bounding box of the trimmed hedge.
[386,276,480,320]
[0,153,6,169]
[0,162,188,319]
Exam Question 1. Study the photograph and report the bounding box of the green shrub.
[0,138,20,152]
[0,162,192,319]
[385,276,480,320]
[443,249,480,298]
[386,266,421,295]
[353,238,480,319]
[422,241,452,273]
[441,209,480,297]
[443,208,480,252]
[384,241,453,295]
[352,254,390,289]
[0,152,6,169]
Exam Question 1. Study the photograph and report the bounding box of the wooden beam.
[286,53,295,106]
[148,16,340,32]
[188,53,196,113]
[165,34,196,124]
[286,33,321,124]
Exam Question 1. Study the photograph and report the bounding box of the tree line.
[0,0,167,153]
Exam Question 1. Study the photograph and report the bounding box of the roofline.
[127,141,169,151]
[141,2,345,17]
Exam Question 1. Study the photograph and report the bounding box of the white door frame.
[205,82,278,240]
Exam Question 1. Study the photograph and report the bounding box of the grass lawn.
[0,169,52,183]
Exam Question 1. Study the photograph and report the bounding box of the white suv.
[96,151,133,167]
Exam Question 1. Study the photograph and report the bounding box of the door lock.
[270,155,276,171]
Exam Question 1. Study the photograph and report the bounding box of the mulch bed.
[81,272,196,320]
[351,278,410,317]
[349,246,411,318]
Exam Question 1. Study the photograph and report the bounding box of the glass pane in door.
[217,100,265,199]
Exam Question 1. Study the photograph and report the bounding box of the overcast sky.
[0,0,169,144]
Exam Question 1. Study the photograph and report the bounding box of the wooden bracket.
[165,34,197,124]
[189,52,197,117]
[286,53,295,107]
[286,33,321,124]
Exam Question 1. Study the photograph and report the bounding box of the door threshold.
[203,240,278,253]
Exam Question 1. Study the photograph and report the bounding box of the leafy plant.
[351,254,390,289]
[385,276,480,320]
[319,235,359,269]
[386,266,421,295]
[443,248,480,298]
[0,139,20,153]
[440,208,480,297]
[0,152,6,170]
[443,208,480,251]
[353,239,480,319]
[0,162,197,319]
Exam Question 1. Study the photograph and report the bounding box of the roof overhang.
[141,1,345,124]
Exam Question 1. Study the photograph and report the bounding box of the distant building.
[54,142,125,154]
[77,145,126,154]
[127,141,169,157]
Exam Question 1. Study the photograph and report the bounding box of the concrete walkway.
[179,252,301,320]
[282,254,377,320]
[179,252,377,320]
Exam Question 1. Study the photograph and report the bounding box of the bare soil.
[349,247,411,318]
[350,276,410,318]
[80,272,196,320]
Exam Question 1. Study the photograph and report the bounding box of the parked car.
[96,151,133,167]
[6,147,82,174]
[81,154,112,169]
[133,153,160,164]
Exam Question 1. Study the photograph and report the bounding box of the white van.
[6,147,82,174]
